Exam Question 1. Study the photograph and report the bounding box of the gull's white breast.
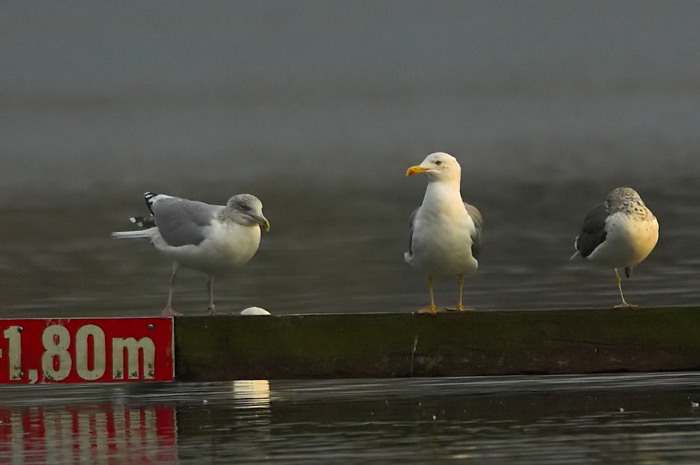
[409,205,478,277]
[154,221,261,275]
[588,211,659,268]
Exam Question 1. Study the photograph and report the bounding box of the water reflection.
[2,374,700,464]
[0,404,177,464]
[231,380,271,410]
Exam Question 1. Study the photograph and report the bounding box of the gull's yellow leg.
[418,276,439,314]
[451,275,474,311]
[613,268,638,309]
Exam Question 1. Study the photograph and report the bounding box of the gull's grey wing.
[574,201,609,258]
[465,203,483,259]
[406,207,420,257]
[151,197,223,247]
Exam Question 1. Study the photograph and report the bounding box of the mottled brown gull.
[571,187,658,308]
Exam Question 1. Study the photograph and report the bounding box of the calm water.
[2,373,700,464]
[2,1,700,463]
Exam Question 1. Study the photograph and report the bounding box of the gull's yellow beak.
[258,216,271,232]
[406,165,429,176]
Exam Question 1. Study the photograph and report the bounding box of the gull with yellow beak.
[112,192,270,317]
[405,152,483,314]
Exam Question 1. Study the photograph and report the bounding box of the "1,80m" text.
[2,324,156,383]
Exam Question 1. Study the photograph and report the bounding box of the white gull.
[404,152,484,314]
[112,192,270,316]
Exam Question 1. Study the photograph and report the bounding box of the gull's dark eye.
[435,160,442,166]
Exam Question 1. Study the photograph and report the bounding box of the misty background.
[1,1,699,316]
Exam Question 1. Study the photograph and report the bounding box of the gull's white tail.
[111,229,156,240]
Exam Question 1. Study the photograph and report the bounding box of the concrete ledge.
[174,307,700,381]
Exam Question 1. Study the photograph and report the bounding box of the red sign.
[0,318,174,384]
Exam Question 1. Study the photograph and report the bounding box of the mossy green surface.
[174,307,700,381]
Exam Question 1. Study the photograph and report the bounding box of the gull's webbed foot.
[447,304,475,312]
[418,304,440,315]
[161,307,183,317]
[613,302,639,309]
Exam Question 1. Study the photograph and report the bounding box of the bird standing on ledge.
[405,152,483,314]
[571,187,658,308]
[112,192,270,317]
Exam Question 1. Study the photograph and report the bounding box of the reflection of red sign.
[0,405,177,463]
[0,318,174,384]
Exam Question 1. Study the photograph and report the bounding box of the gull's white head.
[406,152,461,183]
[227,194,271,231]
